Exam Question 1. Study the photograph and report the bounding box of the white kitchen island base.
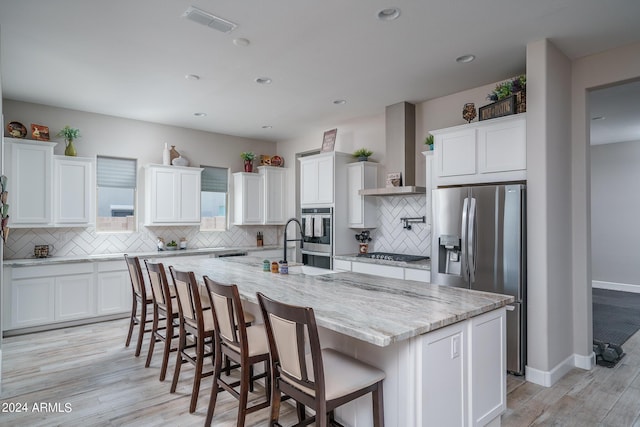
[315,307,506,427]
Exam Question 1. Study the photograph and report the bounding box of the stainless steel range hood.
[359,101,425,196]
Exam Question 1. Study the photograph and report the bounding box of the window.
[200,165,228,231]
[96,156,137,232]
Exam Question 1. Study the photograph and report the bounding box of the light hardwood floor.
[1,318,640,426]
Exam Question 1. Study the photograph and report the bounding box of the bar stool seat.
[257,292,386,427]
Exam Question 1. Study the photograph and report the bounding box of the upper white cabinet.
[54,156,94,226]
[260,166,288,224]
[5,139,56,227]
[144,164,203,226]
[299,152,351,207]
[346,161,378,228]
[232,166,289,225]
[232,172,264,225]
[432,114,526,186]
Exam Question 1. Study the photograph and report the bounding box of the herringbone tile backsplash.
[4,224,281,259]
[4,196,430,259]
[370,195,431,257]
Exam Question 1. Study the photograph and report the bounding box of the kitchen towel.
[304,216,313,237]
[313,215,324,237]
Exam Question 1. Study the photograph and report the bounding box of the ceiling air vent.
[183,6,238,34]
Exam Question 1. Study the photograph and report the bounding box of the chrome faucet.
[283,217,304,263]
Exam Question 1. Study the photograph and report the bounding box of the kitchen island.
[159,255,512,427]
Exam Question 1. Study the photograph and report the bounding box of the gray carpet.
[593,288,640,346]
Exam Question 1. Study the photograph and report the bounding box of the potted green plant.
[353,148,373,161]
[424,134,434,151]
[487,75,526,101]
[57,125,81,156]
[240,151,256,172]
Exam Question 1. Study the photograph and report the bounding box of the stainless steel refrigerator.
[431,184,526,375]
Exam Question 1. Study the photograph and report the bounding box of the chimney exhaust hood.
[359,101,426,196]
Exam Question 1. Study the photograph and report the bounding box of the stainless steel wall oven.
[301,207,332,269]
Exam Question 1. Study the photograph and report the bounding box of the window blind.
[201,166,228,192]
[97,156,137,189]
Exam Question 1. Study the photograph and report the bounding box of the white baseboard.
[592,280,640,293]
[525,352,594,387]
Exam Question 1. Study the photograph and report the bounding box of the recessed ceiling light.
[185,74,201,81]
[262,125,273,129]
[255,77,272,85]
[591,116,606,121]
[333,99,347,105]
[456,54,476,63]
[233,38,250,47]
[377,7,401,21]
[193,112,207,117]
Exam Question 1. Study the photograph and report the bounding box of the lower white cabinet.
[96,261,132,315]
[3,260,131,332]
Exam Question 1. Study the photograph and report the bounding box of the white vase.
[162,143,170,165]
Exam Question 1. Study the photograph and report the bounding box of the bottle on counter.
[157,237,165,251]
[179,237,187,250]
[279,260,288,274]
[271,261,279,274]
[257,231,264,247]
[263,260,271,272]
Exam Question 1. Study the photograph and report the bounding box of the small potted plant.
[424,134,434,151]
[240,151,255,172]
[165,240,178,251]
[57,125,81,156]
[353,148,373,162]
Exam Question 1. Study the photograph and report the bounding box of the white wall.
[591,140,640,289]
[525,40,574,384]
[2,99,281,258]
[571,41,640,368]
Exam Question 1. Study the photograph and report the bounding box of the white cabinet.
[260,166,288,224]
[432,114,526,186]
[53,156,94,225]
[299,152,342,206]
[96,260,131,315]
[4,263,95,330]
[421,321,466,426]
[144,164,203,226]
[232,172,264,225]
[341,260,431,283]
[404,267,431,283]
[347,162,378,228]
[233,167,289,225]
[4,139,56,227]
[3,260,133,333]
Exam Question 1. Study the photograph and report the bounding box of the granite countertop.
[334,254,431,270]
[3,245,282,267]
[157,255,512,347]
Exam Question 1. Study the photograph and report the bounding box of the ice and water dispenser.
[437,234,462,276]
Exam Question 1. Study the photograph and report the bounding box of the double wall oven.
[301,207,333,269]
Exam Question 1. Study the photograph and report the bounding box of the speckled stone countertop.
[2,245,282,267]
[157,255,512,347]
[334,254,431,270]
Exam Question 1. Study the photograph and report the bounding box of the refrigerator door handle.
[505,304,515,311]
[468,197,477,284]
[461,197,469,280]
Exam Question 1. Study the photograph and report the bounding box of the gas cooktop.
[357,252,429,262]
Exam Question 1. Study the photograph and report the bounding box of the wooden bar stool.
[257,292,386,427]
[144,260,179,381]
[203,277,271,427]
[124,254,154,357]
[169,267,215,413]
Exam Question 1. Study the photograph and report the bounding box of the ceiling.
[1,0,640,143]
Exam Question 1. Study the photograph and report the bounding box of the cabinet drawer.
[351,262,403,279]
[404,268,430,283]
[333,259,351,271]
[12,262,94,279]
